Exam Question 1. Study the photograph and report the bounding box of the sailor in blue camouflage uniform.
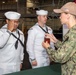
[42,2,76,75]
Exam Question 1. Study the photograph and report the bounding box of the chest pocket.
[71,52,76,63]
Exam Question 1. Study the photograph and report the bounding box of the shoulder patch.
[48,28,51,30]
[29,28,33,30]
[18,30,24,35]
[47,26,52,30]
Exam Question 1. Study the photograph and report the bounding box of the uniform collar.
[36,23,46,28]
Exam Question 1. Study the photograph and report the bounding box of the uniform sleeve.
[26,28,37,60]
[20,34,25,63]
[0,30,11,48]
[46,34,76,63]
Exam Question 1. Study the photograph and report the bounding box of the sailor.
[0,11,24,74]
[26,9,55,68]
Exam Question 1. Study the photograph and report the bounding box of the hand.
[7,20,15,32]
[20,64,22,70]
[31,60,37,66]
[42,41,50,49]
[45,33,58,43]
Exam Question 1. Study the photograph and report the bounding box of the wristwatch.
[47,47,51,49]
[30,58,36,61]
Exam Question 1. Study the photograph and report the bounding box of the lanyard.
[38,25,49,34]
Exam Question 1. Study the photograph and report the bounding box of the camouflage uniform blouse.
[47,25,76,75]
